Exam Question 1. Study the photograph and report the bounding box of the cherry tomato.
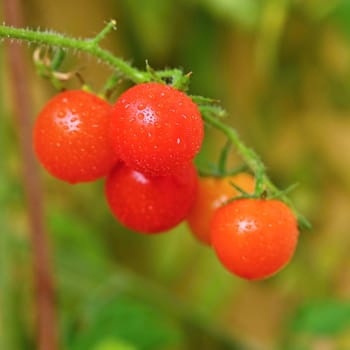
[211,199,299,280]
[110,83,204,176]
[187,173,255,245]
[33,90,118,184]
[105,162,198,234]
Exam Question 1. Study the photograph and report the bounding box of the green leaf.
[70,295,183,350]
[93,338,137,350]
[291,299,350,336]
[49,211,109,272]
[199,0,261,29]
[328,0,350,39]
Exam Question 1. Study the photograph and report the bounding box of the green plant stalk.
[201,111,266,193]
[0,22,148,83]
[218,140,232,175]
[90,19,117,45]
[201,112,311,230]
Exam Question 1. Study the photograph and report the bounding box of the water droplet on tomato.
[137,103,144,110]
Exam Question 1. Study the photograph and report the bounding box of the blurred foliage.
[70,294,183,350]
[2,0,350,349]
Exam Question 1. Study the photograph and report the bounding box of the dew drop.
[55,110,81,132]
[138,113,145,120]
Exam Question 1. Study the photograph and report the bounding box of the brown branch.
[2,1,58,350]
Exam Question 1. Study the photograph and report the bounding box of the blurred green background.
[2,0,350,349]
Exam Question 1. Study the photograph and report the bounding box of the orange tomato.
[211,198,298,280]
[187,173,255,245]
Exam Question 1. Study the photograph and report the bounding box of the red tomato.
[187,173,255,245]
[110,83,204,176]
[33,90,118,184]
[211,199,299,280]
[105,162,198,234]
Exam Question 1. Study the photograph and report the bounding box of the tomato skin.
[105,162,198,234]
[33,90,118,184]
[211,199,299,280]
[187,173,255,245]
[110,83,204,176]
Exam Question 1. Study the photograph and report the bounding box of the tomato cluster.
[33,82,299,280]
[33,83,203,235]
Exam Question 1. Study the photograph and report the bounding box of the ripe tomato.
[33,90,118,184]
[110,83,204,176]
[210,199,299,280]
[105,162,198,234]
[187,173,255,245]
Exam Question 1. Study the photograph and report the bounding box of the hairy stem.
[0,21,147,83]
[201,111,266,193]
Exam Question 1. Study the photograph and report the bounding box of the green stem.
[218,140,231,175]
[201,111,266,194]
[202,111,311,230]
[91,19,116,44]
[0,23,148,83]
[50,48,65,70]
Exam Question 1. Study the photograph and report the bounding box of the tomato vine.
[0,20,311,230]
